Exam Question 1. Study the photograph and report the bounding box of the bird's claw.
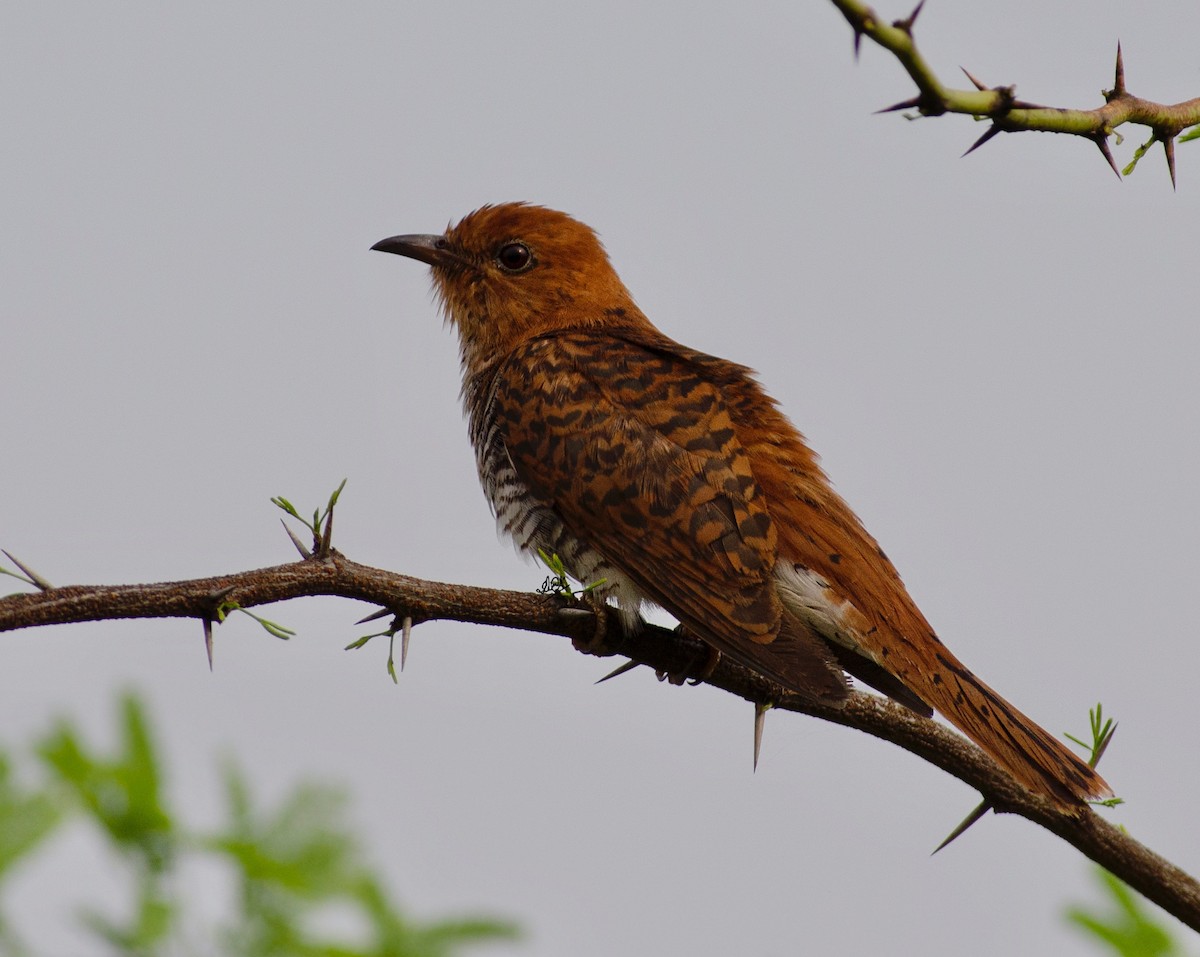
[656,628,722,685]
[569,592,610,655]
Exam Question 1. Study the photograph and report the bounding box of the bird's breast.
[466,391,647,627]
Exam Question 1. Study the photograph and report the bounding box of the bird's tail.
[923,648,1112,807]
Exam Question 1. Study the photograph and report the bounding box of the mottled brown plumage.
[373,203,1112,807]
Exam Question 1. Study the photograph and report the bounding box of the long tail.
[923,647,1112,807]
[772,561,1112,805]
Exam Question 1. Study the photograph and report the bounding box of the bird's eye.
[496,242,534,273]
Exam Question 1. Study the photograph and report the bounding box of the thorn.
[2,550,53,591]
[595,659,642,685]
[852,28,863,61]
[207,584,237,618]
[1093,133,1122,179]
[962,123,1003,157]
[932,800,992,854]
[753,702,771,772]
[875,96,922,115]
[200,585,236,671]
[282,519,311,559]
[356,607,393,625]
[1162,136,1177,190]
[1113,42,1125,97]
[961,66,987,91]
[203,617,214,670]
[893,0,924,35]
[400,615,412,671]
[1093,720,1118,765]
[209,584,237,603]
[319,506,334,558]
[557,607,596,621]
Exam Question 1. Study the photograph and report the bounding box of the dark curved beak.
[371,233,462,269]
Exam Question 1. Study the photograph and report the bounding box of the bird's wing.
[489,332,846,702]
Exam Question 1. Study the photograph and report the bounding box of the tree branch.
[829,0,1200,186]
[2,551,1198,928]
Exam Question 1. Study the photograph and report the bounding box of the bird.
[372,202,1112,808]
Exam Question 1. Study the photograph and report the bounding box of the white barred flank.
[469,389,647,630]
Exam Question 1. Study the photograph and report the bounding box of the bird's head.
[372,203,643,372]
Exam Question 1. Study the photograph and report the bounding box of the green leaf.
[0,753,65,882]
[535,549,605,599]
[1066,868,1184,957]
[249,614,297,640]
[270,496,302,520]
[11,694,521,956]
[79,877,175,955]
[1066,703,1119,773]
[326,478,348,513]
[36,693,175,871]
[352,874,520,957]
[226,606,296,640]
[1122,138,1153,177]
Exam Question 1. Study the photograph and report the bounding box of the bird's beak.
[370,233,463,269]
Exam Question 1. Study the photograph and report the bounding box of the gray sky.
[3,2,1198,954]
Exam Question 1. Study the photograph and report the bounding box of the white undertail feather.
[774,561,868,659]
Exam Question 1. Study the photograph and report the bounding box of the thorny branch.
[829,0,1200,186]
[1,551,1198,929]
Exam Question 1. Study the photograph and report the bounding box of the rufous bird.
[373,202,1112,808]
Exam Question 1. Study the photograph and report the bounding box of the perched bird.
[373,203,1112,807]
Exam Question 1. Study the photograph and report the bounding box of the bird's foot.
[568,591,610,655]
[656,626,722,686]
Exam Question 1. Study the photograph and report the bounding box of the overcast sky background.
[3,3,1198,955]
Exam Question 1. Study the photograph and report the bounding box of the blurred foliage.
[4,691,1193,957]
[0,692,518,956]
[1067,867,1193,957]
